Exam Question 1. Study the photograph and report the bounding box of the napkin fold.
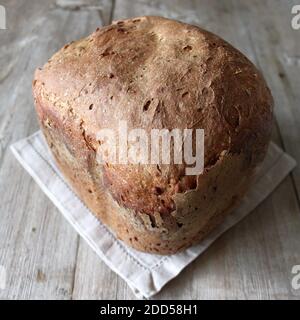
[10,131,296,299]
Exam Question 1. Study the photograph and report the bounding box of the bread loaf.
[33,16,273,254]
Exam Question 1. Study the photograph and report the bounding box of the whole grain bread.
[33,16,273,254]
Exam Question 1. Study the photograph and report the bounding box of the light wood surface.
[0,0,299,300]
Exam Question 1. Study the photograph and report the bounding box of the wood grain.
[0,0,299,299]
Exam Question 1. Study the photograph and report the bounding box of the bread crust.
[33,16,273,254]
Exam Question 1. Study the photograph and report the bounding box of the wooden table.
[0,0,300,300]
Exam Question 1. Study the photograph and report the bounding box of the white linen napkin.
[10,131,296,299]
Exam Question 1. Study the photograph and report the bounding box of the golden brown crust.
[33,16,273,254]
